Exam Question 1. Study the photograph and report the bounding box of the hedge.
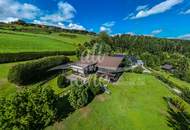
[57,75,70,88]
[8,56,70,85]
[68,85,89,109]
[0,51,75,63]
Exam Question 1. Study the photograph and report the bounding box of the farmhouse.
[70,59,97,77]
[162,64,175,72]
[71,55,125,81]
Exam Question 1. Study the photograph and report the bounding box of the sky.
[0,0,190,39]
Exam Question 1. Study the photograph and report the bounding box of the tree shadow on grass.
[29,69,70,87]
[55,95,75,121]
[164,97,190,130]
[54,89,104,122]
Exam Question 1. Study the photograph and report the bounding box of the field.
[0,28,92,96]
[0,55,77,98]
[46,73,190,130]
[153,70,190,89]
[0,30,93,53]
[0,63,17,98]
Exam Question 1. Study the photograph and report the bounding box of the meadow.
[0,27,89,97]
[46,73,190,130]
[0,63,17,98]
[0,30,93,53]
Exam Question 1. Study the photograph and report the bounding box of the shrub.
[0,87,58,130]
[165,98,190,130]
[8,56,69,85]
[87,76,103,96]
[180,88,190,104]
[0,51,75,63]
[57,75,70,88]
[132,66,144,74]
[68,82,89,109]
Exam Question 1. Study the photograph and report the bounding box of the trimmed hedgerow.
[8,56,70,85]
[0,51,75,63]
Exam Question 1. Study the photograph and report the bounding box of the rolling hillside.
[0,29,94,53]
[46,73,190,130]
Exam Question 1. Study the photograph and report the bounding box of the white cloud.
[100,21,115,33]
[33,20,86,30]
[123,13,134,20]
[100,26,111,33]
[67,23,86,30]
[128,0,183,19]
[0,0,87,31]
[136,5,148,11]
[103,21,115,27]
[40,1,76,23]
[33,1,86,31]
[0,0,40,22]
[181,9,190,14]
[178,33,190,40]
[127,32,136,35]
[0,17,19,23]
[151,29,163,35]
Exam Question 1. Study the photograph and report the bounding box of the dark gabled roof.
[72,60,96,68]
[162,64,173,70]
[96,56,124,71]
[74,55,124,71]
[128,56,137,63]
[113,54,126,58]
[77,55,124,71]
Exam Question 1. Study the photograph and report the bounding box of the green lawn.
[46,73,183,130]
[0,62,67,98]
[0,30,93,53]
[0,63,17,98]
[153,70,190,89]
[0,55,77,98]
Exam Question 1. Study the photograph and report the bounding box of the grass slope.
[153,70,190,89]
[0,30,93,53]
[0,63,17,98]
[0,56,77,98]
[46,73,177,130]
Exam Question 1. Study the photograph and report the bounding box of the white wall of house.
[71,65,85,75]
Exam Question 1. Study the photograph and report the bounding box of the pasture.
[0,30,93,53]
[46,73,189,130]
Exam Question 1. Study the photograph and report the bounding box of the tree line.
[76,32,190,82]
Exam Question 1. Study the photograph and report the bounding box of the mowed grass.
[0,63,17,98]
[0,56,77,98]
[153,70,190,89]
[46,73,179,130]
[0,30,93,53]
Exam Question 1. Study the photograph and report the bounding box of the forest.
[76,32,190,82]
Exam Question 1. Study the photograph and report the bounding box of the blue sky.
[0,0,190,39]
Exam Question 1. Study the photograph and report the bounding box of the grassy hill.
[0,29,93,53]
[46,73,190,130]
[0,22,93,97]
[1,21,190,130]
[0,63,17,98]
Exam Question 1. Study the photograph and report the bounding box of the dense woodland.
[77,32,190,82]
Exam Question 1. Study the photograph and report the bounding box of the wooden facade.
[70,55,125,81]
